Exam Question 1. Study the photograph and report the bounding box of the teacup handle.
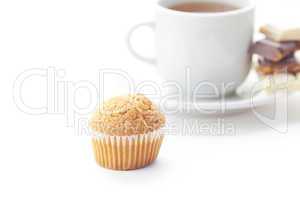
[126,22,156,65]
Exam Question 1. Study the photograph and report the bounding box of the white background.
[1,0,300,199]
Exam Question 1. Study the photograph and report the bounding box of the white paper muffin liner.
[91,130,164,170]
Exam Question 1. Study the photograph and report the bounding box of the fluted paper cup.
[92,130,164,171]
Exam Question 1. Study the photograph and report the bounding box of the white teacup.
[127,0,255,99]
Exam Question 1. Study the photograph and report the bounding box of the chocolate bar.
[257,56,300,75]
[260,24,300,42]
[250,39,299,62]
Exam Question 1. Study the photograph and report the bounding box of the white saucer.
[155,70,277,115]
[156,91,274,115]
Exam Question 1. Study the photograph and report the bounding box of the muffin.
[89,94,165,170]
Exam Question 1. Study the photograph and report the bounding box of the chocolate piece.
[260,24,300,42]
[257,56,300,75]
[250,39,298,62]
[256,66,274,75]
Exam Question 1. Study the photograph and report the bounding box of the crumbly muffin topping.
[89,94,165,136]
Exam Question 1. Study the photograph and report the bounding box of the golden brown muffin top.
[89,94,165,136]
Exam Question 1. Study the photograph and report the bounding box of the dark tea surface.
[169,2,239,13]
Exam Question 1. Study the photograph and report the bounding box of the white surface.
[1,0,300,200]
